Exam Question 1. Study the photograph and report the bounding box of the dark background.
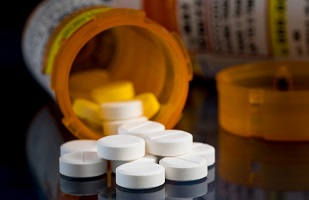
[0,1,216,199]
[1,1,51,199]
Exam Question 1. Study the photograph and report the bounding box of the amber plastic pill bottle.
[22,0,193,139]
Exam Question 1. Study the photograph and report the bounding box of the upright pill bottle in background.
[107,0,309,78]
[22,0,193,140]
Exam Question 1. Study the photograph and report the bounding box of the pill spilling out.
[59,85,216,189]
[91,80,135,104]
[145,129,193,157]
[60,139,97,156]
[116,162,165,189]
[59,125,215,189]
[97,134,145,161]
[99,99,143,121]
[159,155,208,181]
[118,120,165,138]
[134,92,160,119]
[59,151,107,178]
[111,153,158,173]
[70,79,161,136]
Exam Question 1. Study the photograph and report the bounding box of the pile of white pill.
[59,119,215,190]
[62,74,215,189]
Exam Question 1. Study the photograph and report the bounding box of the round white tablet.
[60,139,97,156]
[159,155,208,181]
[97,135,145,161]
[118,120,165,138]
[99,100,143,120]
[102,116,148,135]
[116,162,165,189]
[188,142,216,166]
[145,129,193,156]
[111,153,158,173]
[59,151,107,178]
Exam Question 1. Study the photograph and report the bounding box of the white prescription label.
[176,0,209,53]
[286,0,309,58]
[176,0,268,56]
[176,0,309,77]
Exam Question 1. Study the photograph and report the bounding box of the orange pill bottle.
[22,0,193,139]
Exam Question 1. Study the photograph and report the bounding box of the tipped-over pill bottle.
[22,0,193,140]
[108,0,309,78]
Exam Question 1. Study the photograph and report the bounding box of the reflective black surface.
[25,77,218,200]
[1,0,50,199]
[24,77,309,199]
[4,1,309,199]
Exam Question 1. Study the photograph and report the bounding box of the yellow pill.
[72,98,102,126]
[90,80,135,104]
[69,69,110,91]
[134,92,160,119]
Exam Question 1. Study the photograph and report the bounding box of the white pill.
[116,162,165,189]
[59,151,107,178]
[188,142,216,166]
[103,116,148,135]
[118,120,165,138]
[97,135,145,161]
[111,153,158,173]
[145,129,193,156]
[159,155,208,181]
[99,100,143,120]
[60,139,97,156]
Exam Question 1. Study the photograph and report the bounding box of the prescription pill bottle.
[114,0,309,78]
[216,61,309,141]
[22,0,193,140]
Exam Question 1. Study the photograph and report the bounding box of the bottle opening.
[50,11,191,139]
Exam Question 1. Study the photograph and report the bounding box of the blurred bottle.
[108,0,309,77]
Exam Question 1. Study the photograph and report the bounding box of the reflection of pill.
[99,100,143,120]
[145,130,193,156]
[111,153,158,173]
[103,116,148,135]
[91,80,135,104]
[118,120,165,138]
[134,92,160,119]
[72,98,102,126]
[60,139,97,156]
[159,155,208,181]
[189,142,215,166]
[97,135,145,161]
[59,151,107,178]
[116,162,165,189]
[59,173,108,196]
[116,183,165,200]
[165,176,208,198]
